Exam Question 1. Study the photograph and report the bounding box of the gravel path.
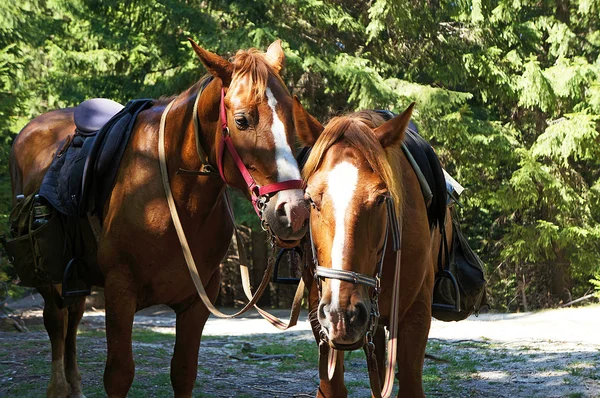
[4,297,600,397]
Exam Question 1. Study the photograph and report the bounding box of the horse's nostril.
[318,302,328,321]
[276,200,287,212]
[348,302,369,327]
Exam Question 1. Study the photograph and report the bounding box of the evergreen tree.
[1,0,599,309]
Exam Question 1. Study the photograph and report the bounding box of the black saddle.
[374,110,446,229]
[40,98,153,218]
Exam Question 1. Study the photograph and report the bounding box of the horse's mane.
[303,110,404,214]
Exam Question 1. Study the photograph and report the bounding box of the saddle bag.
[1,193,70,287]
[432,206,487,321]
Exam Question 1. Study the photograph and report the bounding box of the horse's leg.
[65,297,86,397]
[395,292,431,398]
[170,271,220,398]
[39,285,70,398]
[103,271,137,398]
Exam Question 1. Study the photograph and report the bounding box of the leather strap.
[159,99,273,318]
[318,245,402,397]
[159,98,305,328]
[222,188,305,330]
[315,266,378,288]
[366,242,402,398]
[316,214,403,398]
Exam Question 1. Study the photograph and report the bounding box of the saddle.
[374,111,447,229]
[40,98,153,217]
[29,97,153,298]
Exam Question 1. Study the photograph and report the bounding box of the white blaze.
[327,161,359,309]
[265,87,301,181]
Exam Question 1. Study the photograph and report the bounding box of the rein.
[157,83,305,329]
[312,197,402,398]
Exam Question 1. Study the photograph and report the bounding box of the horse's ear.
[265,39,285,73]
[373,103,415,149]
[293,96,323,146]
[188,38,233,85]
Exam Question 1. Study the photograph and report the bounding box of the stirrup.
[431,269,461,313]
[62,258,91,298]
[272,247,303,285]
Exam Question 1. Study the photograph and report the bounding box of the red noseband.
[216,88,304,216]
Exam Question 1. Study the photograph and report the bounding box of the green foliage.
[1,0,599,310]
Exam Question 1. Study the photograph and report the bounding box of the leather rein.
[157,82,305,329]
[311,196,403,398]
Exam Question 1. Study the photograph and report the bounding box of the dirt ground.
[0,294,599,397]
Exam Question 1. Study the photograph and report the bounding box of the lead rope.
[222,188,305,330]
[159,99,274,318]
[160,98,304,327]
[368,240,402,398]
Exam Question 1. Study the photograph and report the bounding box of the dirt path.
[1,300,599,397]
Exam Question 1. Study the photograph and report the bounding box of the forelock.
[229,48,286,103]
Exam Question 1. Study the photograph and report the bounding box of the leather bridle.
[312,196,400,292]
[216,88,304,220]
[310,194,403,398]
[158,81,307,330]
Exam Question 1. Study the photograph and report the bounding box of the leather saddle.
[40,98,153,218]
[37,97,153,300]
[74,98,124,135]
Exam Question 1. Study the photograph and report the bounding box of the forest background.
[1,0,599,311]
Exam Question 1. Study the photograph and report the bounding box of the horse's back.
[10,108,76,200]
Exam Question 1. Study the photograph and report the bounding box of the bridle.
[311,195,400,346]
[158,78,308,330]
[216,88,304,225]
[309,192,403,398]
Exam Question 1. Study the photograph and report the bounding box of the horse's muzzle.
[317,300,370,346]
[263,189,309,242]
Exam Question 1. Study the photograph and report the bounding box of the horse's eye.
[377,195,388,206]
[235,115,249,130]
[305,192,319,210]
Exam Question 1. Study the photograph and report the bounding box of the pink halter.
[216,88,304,216]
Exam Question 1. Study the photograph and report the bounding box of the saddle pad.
[40,99,153,217]
[403,125,447,229]
[374,110,447,229]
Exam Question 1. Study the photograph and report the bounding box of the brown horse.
[298,106,448,397]
[10,40,320,397]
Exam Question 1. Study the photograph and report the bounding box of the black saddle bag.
[1,193,69,287]
[432,206,487,321]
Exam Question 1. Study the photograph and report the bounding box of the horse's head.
[301,105,414,347]
[190,40,321,245]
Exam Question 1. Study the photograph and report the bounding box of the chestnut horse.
[298,106,445,397]
[10,40,319,397]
